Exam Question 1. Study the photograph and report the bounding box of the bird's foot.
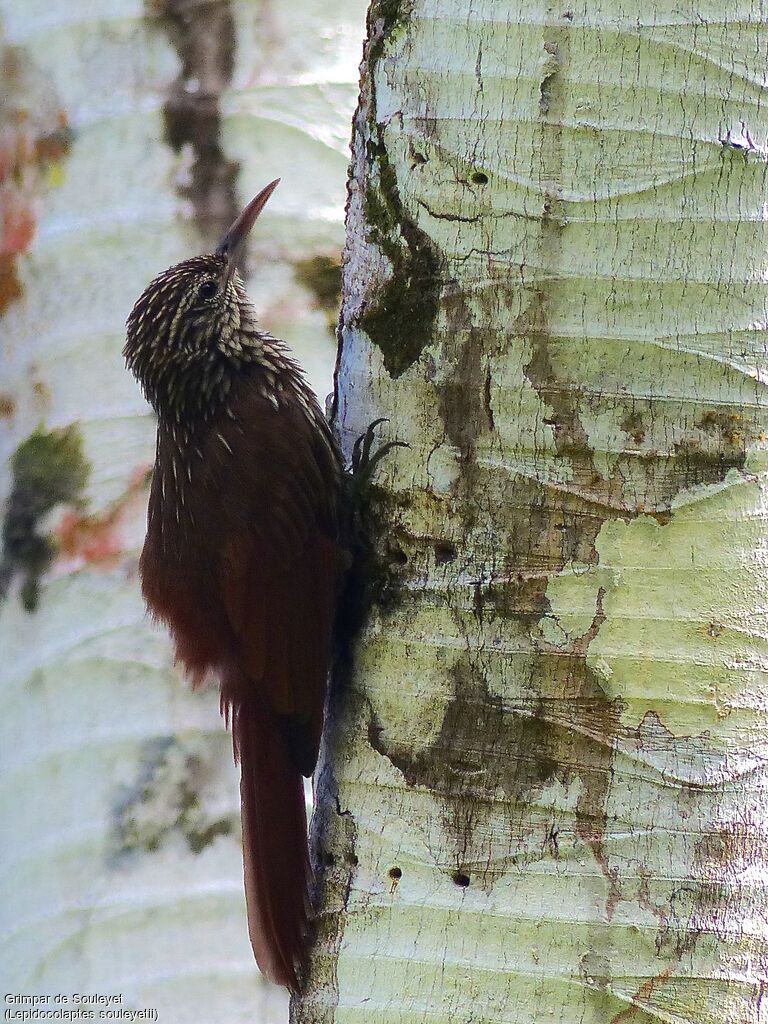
[334,419,408,662]
[350,418,408,489]
[343,418,407,556]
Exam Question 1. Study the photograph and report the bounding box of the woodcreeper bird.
[124,180,344,990]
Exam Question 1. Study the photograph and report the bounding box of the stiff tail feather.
[230,699,311,990]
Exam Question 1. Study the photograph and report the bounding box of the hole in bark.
[470,171,488,185]
[452,871,471,887]
[388,866,402,879]
[435,541,457,564]
[324,851,336,866]
[387,543,408,565]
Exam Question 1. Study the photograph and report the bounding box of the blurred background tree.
[0,2,366,1021]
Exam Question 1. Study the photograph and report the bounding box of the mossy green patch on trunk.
[359,131,442,378]
[354,0,442,380]
[365,0,411,65]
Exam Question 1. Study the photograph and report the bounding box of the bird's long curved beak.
[216,178,280,280]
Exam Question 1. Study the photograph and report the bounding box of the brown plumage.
[124,180,343,990]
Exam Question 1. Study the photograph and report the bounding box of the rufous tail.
[230,699,311,991]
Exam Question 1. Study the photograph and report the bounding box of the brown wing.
[201,377,343,776]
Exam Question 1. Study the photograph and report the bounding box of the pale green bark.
[299,2,768,1021]
[0,1,365,1019]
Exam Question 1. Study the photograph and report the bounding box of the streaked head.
[124,179,280,420]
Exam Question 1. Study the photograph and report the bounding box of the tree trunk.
[0,1,364,1019]
[299,2,768,1021]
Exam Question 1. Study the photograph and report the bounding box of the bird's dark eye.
[197,280,218,302]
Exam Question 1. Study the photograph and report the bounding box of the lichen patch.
[112,735,236,858]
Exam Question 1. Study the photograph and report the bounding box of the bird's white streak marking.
[217,432,233,455]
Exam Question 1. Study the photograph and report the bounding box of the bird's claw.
[351,417,386,474]
[350,418,408,486]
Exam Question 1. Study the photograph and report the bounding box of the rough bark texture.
[298,2,768,1021]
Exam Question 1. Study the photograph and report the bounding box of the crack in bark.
[415,197,482,223]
